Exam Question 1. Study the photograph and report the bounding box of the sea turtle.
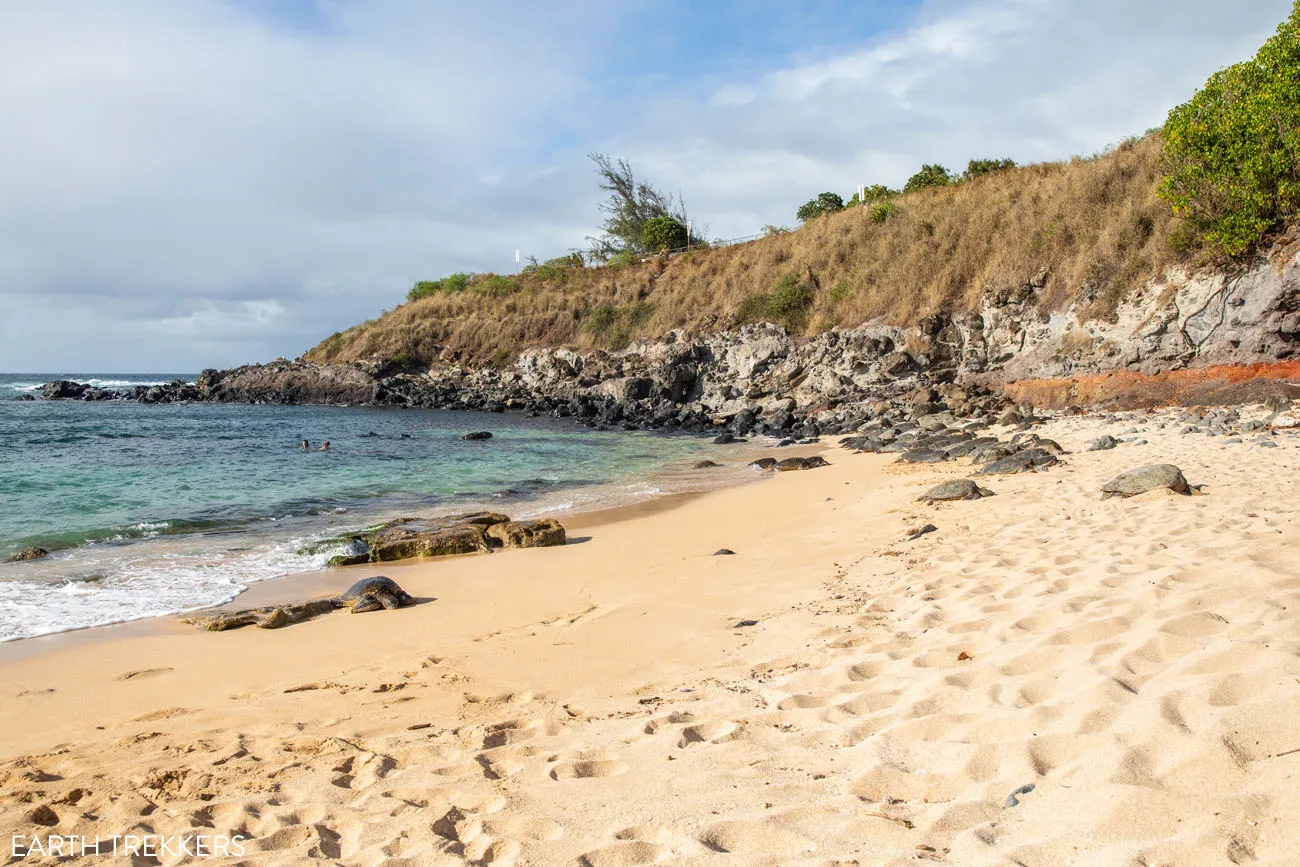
[336,576,415,613]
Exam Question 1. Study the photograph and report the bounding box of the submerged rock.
[6,547,49,563]
[1101,464,1191,498]
[694,460,721,469]
[460,431,493,441]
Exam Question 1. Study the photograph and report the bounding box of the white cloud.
[605,0,1292,243]
[0,0,1292,369]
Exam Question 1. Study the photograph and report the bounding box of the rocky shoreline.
[26,248,1300,434]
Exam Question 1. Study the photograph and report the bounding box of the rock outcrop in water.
[5,547,48,563]
[34,247,1300,427]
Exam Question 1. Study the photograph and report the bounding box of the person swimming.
[320,440,330,451]
[301,439,310,450]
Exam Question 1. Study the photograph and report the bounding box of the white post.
[515,249,520,273]
[859,185,865,207]
[686,221,692,250]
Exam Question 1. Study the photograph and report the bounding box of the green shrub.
[606,249,641,268]
[522,252,583,281]
[903,164,953,194]
[846,184,898,207]
[737,272,816,331]
[796,192,845,222]
[964,158,1017,180]
[475,275,518,297]
[586,300,655,350]
[642,215,689,252]
[387,348,421,370]
[1166,220,1200,254]
[1157,2,1300,257]
[407,272,474,301]
[871,201,897,224]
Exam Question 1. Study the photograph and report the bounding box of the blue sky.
[0,0,1291,370]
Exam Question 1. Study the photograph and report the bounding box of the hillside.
[307,136,1182,369]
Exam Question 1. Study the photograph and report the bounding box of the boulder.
[920,480,993,502]
[749,458,778,470]
[40,380,88,400]
[1087,435,1119,451]
[460,431,493,441]
[694,460,721,469]
[6,547,49,563]
[485,518,566,549]
[1101,464,1191,498]
[328,512,510,566]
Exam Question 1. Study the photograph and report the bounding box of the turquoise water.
[0,374,746,641]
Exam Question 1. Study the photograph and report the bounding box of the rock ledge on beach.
[326,512,566,567]
[183,576,416,631]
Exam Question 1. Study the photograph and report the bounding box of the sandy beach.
[3,409,1300,866]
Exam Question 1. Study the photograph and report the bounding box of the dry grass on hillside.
[309,136,1183,367]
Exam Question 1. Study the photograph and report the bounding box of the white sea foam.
[0,543,331,642]
[5,378,191,393]
[84,378,190,388]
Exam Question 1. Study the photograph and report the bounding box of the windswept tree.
[588,153,702,260]
[903,164,953,193]
[796,192,845,222]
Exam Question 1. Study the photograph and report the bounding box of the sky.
[0,0,1292,372]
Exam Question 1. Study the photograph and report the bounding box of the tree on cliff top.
[588,154,702,260]
[1158,1,1300,257]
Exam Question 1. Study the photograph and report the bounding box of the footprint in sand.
[698,820,815,858]
[482,717,547,749]
[677,720,739,747]
[549,750,629,780]
[579,841,667,866]
[484,815,564,842]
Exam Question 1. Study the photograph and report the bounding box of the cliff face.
[155,242,1300,435]
[196,363,381,405]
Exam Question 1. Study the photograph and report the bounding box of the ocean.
[0,374,751,642]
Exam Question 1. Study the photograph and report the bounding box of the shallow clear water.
[0,374,744,641]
